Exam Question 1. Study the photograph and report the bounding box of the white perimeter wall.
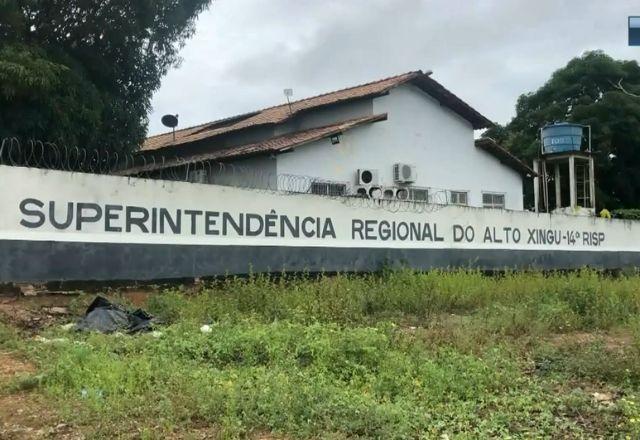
[2,165,639,283]
[0,165,633,253]
[276,84,524,210]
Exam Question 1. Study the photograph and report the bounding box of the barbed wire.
[0,138,457,213]
[0,138,133,175]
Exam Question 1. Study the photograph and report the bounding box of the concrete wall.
[0,165,636,283]
[275,98,374,136]
[276,84,524,210]
[208,155,277,190]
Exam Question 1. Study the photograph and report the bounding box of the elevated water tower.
[533,122,595,215]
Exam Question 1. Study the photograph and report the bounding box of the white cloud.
[149,0,640,135]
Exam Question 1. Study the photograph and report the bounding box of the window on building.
[409,187,429,202]
[482,192,505,209]
[310,181,347,196]
[450,191,468,205]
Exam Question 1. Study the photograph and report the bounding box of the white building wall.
[208,155,277,190]
[275,99,373,136]
[276,84,524,210]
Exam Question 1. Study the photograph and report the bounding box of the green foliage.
[9,269,640,437]
[613,209,640,220]
[32,321,566,438]
[0,43,105,147]
[0,44,67,97]
[0,321,21,351]
[0,0,212,151]
[483,51,640,209]
[620,396,640,437]
[533,339,640,386]
[146,270,640,332]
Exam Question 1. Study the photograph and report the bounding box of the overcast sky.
[148,0,640,135]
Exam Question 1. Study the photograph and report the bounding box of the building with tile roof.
[126,70,534,210]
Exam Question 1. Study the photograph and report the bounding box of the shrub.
[613,209,640,220]
[14,269,640,438]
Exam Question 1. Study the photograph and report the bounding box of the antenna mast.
[283,88,294,114]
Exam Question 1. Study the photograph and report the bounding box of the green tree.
[483,51,640,209]
[0,0,212,152]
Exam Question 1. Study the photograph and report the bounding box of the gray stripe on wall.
[1,240,639,283]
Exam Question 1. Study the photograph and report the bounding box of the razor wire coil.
[0,138,455,213]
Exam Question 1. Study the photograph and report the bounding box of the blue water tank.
[541,122,583,154]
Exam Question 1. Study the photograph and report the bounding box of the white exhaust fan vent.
[395,188,409,200]
[357,169,379,185]
[368,186,383,199]
[383,188,395,199]
[355,186,369,197]
[393,163,416,183]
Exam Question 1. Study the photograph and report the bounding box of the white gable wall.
[276,84,524,210]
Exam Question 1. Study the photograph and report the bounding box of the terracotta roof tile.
[143,72,418,152]
[124,114,387,175]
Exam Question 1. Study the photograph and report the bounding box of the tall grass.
[148,269,640,333]
[11,269,640,437]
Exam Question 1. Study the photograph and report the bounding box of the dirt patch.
[0,296,74,332]
[0,352,35,381]
[162,426,220,439]
[122,290,153,308]
[548,331,634,353]
[0,302,55,331]
[0,393,81,440]
[0,352,82,439]
[0,289,161,332]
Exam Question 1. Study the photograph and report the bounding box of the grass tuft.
[6,269,640,437]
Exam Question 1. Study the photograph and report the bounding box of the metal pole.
[533,160,540,213]
[542,161,549,212]
[589,155,596,213]
[569,156,577,209]
[554,163,562,209]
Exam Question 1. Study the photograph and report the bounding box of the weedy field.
[2,270,640,438]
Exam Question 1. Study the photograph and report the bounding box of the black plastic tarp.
[75,296,153,333]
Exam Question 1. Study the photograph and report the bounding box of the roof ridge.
[188,71,419,134]
[145,121,210,140]
[260,70,422,111]
[145,71,421,142]
[126,114,387,175]
[259,113,387,140]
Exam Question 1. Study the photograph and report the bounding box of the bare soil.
[548,330,635,352]
[0,351,81,439]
